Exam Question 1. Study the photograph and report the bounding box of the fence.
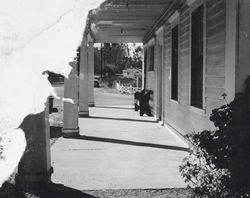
[115,82,141,95]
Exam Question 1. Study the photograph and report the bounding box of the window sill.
[147,70,155,73]
[189,105,206,115]
[170,99,179,104]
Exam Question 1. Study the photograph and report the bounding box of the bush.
[179,134,231,198]
[180,76,250,198]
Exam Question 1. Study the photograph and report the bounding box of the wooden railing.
[115,82,141,95]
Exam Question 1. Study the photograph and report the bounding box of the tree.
[94,43,130,76]
[94,43,143,77]
[131,45,143,69]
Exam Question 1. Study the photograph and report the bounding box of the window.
[171,25,179,100]
[191,5,204,109]
[148,45,155,71]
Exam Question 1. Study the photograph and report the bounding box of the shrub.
[179,134,231,198]
[180,76,250,197]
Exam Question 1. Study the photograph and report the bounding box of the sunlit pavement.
[51,88,189,190]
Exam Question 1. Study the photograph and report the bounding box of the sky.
[0,0,104,187]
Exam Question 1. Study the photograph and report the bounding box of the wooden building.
[15,0,250,190]
[80,0,250,137]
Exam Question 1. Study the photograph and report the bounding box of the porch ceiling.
[87,0,175,43]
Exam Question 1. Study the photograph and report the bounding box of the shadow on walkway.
[68,135,189,152]
[94,105,134,110]
[87,116,157,123]
[40,182,96,198]
[50,126,62,138]
[0,182,96,198]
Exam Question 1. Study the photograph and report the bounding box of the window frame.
[188,1,206,111]
[148,45,155,71]
[170,19,180,101]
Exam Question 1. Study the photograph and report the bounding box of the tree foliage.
[180,76,250,198]
[94,43,143,76]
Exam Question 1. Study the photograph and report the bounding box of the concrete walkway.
[51,88,189,190]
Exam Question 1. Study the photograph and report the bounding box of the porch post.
[88,42,95,107]
[236,0,250,92]
[16,100,52,192]
[225,0,238,102]
[62,61,79,137]
[79,40,90,117]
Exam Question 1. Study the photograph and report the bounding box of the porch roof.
[86,0,180,43]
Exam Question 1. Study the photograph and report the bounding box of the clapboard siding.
[206,66,225,77]
[206,77,225,88]
[206,0,226,111]
[207,55,224,65]
[207,22,225,37]
[207,11,225,27]
[145,71,156,113]
[163,22,171,120]
[205,98,224,113]
[159,0,227,135]
[206,87,225,99]
[145,44,157,114]
[179,5,190,107]
[207,0,225,13]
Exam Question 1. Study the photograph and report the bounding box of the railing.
[115,82,141,95]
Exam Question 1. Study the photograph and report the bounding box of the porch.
[15,0,250,194]
[51,87,189,190]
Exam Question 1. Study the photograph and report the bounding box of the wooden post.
[88,42,95,107]
[16,100,52,193]
[62,61,79,137]
[79,40,89,117]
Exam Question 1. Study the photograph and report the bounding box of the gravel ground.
[1,182,191,198]
[24,188,191,198]
[83,188,191,198]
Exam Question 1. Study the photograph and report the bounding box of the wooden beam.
[95,36,143,43]
[100,4,170,10]
[144,0,184,42]
[102,0,172,6]
[93,15,156,20]
[88,0,175,43]
[96,24,150,28]
[92,19,155,23]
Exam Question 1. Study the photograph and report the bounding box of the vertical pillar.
[88,42,95,107]
[79,41,89,117]
[156,27,164,121]
[16,100,52,193]
[62,61,79,137]
[225,0,238,102]
[237,0,250,92]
